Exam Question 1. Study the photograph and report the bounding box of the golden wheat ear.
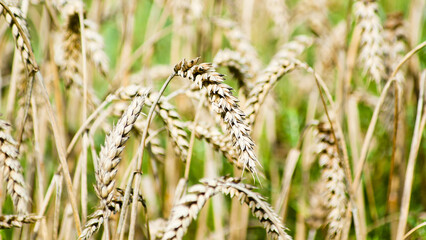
[355,0,385,88]
[80,92,147,240]
[0,119,30,214]
[163,176,292,240]
[0,2,38,72]
[174,58,262,179]
[315,120,348,239]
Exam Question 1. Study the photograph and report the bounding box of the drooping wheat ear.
[354,0,385,87]
[0,214,41,229]
[79,188,145,239]
[116,85,189,161]
[162,176,291,240]
[187,121,240,168]
[0,120,29,214]
[315,121,347,239]
[0,2,38,72]
[174,58,261,176]
[80,93,147,240]
[214,19,262,75]
[265,0,289,37]
[244,58,298,126]
[213,49,253,92]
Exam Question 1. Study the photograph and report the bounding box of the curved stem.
[353,78,399,191]
[390,41,426,79]
[404,221,426,239]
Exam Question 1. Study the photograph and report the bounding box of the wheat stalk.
[162,176,291,240]
[315,121,348,239]
[0,119,29,214]
[355,0,385,87]
[174,57,261,177]
[0,1,38,72]
[0,214,41,229]
[79,93,147,239]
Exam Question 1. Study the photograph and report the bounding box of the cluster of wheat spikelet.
[0,0,425,239]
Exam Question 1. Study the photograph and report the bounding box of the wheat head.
[174,58,261,177]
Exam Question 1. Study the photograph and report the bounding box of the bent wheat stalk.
[354,0,385,87]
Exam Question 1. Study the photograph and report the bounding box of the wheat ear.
[162,176,291,240]
[174,58,261,177]
[306,183,328,230]
[0,214,41,229]
[0,2,38,72]
[315,121,347,239]
[79,93,147,239]
[0,120,29,213]
[355,0,385,87]
[57,1,109,86]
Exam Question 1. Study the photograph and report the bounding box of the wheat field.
[0,0,425,239]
